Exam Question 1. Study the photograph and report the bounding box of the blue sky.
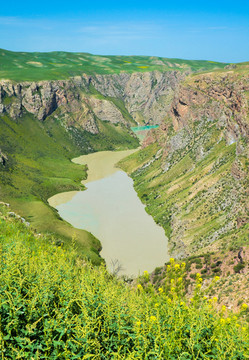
[1,0,249,62]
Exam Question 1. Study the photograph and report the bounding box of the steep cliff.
[0,71,184,136]
[120,65,249,258]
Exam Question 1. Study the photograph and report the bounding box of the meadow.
[0,204,248,359]
[0,49,228,82]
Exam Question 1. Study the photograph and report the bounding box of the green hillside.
[0,48,229,81]
[0,204,248,358]
[0,112,138,262]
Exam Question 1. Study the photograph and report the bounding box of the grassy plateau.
[0,48,228,82]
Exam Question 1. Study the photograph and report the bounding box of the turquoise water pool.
[131,125,159,132]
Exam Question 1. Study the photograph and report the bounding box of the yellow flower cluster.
[137,284,143,291]
[241,303,248,311]
[150,316,157,322]
[196,273,203,283]
[158,287,163,294]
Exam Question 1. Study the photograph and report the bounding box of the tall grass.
[0,206,248,359]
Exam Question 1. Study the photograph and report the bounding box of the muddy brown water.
[48,149,169,276]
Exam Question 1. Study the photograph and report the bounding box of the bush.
[234,263,246,273]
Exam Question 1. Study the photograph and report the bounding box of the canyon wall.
[123,68,249,257]
[0,71,184,135]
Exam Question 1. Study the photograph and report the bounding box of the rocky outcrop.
[170,72,249,140]
[0,149,7,166]
[87,97,126,124]
[91,71,185,124]
[0,71,184,134]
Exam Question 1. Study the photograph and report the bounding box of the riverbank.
[49,148,169,276]
[48,148,139,207]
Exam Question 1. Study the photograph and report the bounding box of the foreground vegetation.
[0,204,248,359]
[0,48,229,81]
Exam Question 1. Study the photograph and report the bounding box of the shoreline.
[48,148,139,208]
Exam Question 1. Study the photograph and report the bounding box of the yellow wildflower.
[144,270,149,276]
[241,303,248,311]
[220,318,226,325]
[171,287,175,292]
[177,277,182,283]
[233,316,237,321]
[155,303,159,308]
[150,316,157,322]
[136,321,141,327]
[167,264,171,271]
[137,284,143,291]
[170,258,175,264]
[196,284,202,289]
[214,276,220,282]
[242,327,247,331]
[212,297,218,303]
[203,296,207,300]
[167,297,172,304]
[236,323,240,328]
[158,287,164,294]
[171,279,174,284]
[175,264,180,270]
[181,262,186,268]
[196,273,201,278]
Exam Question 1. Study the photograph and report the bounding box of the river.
[48,148,169,277]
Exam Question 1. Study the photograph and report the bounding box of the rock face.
[0,71,184,134]
[125,69,249,258]
[91,71,185,124]
[170,72,249,140]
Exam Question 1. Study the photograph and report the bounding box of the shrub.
[234,263,246,273]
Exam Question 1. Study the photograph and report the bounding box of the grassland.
[0,205,248,358]
[0,48,229,81]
